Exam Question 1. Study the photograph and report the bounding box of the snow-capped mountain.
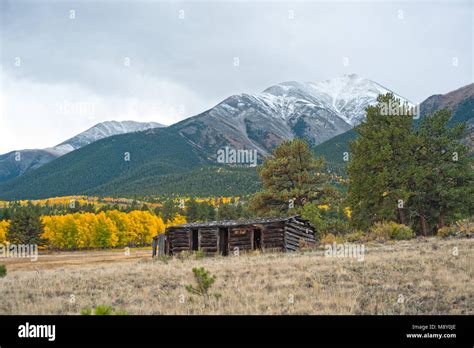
[0,74,409,185]
[172,74,409,157]
[51,120,163,155]
[0,121,163,182]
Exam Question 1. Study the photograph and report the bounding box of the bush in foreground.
[185,267,219,301]
[80,305,127,315]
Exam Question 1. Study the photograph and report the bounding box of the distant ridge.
[0,120,163,183]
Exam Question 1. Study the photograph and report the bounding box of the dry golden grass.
[0,238,472,315]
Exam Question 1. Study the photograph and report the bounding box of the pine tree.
[7,206,46,245]
[185,198,199,222]
[250,139,328,215]
[410,109,474,234]
[347,94,416,229]
[198,202,216,221]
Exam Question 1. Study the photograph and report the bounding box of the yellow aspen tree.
[0,220,9,243]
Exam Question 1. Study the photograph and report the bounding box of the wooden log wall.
[168,228,190,255]
[164,217,316,256]
[228,227,252,251]
[198,227,219,254]
[260,222,285,251]
[284,218,316,252]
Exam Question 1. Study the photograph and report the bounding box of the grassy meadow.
[0,237,472,315]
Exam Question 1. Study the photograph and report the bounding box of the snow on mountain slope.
[0,74,409,183]
[0,121,163,182]
[263,73,408,126]
[54,120,163,152]
[173,74,408,157]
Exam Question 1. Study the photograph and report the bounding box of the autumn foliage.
[0,220,8,244]
[41,211,176,250]
[0,211,186,250]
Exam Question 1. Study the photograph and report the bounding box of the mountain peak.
[54,120,163,152]
[0,120,165,183]
[258,74,402,126]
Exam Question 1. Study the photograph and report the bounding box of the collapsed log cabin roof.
[164,215,307,230]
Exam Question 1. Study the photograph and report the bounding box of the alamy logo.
[379,100,420,119]
[324,242,365,262]
[217,146,257,166]
[0,243,38,261]
[18,322,56,341]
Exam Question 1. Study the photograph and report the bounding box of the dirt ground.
[0,248,151,272]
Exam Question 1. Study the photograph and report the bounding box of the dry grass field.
[0,237,472,315]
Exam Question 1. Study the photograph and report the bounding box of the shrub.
[320,233,344,244]
[301,203,324,239]
[0,264,6,278]
[80,305,127,315]
[176,251,192,260]
[185,267,216,299]
[94,305,114,315]
[320,233,336,244]
[389,223,415,240]
[436,226,457,238]
[80,308,92,315]
[369,222,414,241]
[344,230,366,242]
[194,250,205,259]
[301,202,351,239]
[369,223,389,242]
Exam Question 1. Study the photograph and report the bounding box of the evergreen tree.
[185,198,199,222]
[250,139,328,215]
[198,202,216,221]
[7,207,46,245]
[160,199,180,222]
[0,208,11,221]
[410,109,474,234]
[217,204,237,220]
[347,94,416,229]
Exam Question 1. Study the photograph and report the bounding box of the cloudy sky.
[0,0,472,153]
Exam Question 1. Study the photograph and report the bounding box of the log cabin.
[152,215,316,257]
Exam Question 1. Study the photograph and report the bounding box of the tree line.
[0,209,187,249]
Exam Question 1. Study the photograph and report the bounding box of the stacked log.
[168,228,190,254]
[260,222,285,251]
[198,227,219,253]
[284,218,316,251]
[229,228,252,251]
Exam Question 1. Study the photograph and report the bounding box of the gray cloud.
[0,0,472,153]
